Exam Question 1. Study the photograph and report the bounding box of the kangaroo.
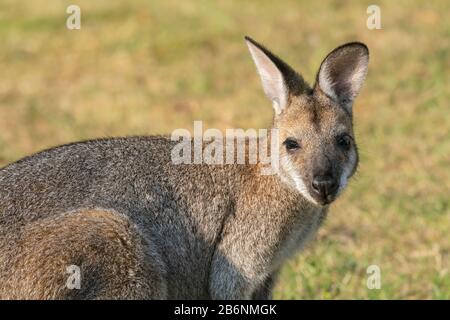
[0,37,369,299]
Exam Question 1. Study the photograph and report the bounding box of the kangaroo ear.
[245,36,306,115]
[315,42,369,112]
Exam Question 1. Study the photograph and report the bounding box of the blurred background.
[0,0,448,299]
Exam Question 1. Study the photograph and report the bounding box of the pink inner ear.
[246,41,288,114]
[318,46,369,103]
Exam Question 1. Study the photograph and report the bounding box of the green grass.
[0,0,449,299]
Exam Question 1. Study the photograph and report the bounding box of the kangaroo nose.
[311,175,338,201]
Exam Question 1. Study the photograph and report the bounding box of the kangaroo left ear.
[315,42,369,112]
[245,36,308,115]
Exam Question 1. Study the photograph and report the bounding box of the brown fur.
[0,37,368,299]
[0,209,167,299]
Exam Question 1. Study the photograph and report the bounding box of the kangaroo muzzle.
[311,174,339,205]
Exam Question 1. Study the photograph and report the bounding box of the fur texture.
[0,37,368,299]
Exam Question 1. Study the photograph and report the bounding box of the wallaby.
[0,37,369,299]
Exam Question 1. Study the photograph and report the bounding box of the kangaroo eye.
[337,134,352,150]
[283,138,300,151]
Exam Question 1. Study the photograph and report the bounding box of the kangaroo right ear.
[315,42,369,112]
[245,36,306,115]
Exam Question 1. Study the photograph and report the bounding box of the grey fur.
[0,37,368,299]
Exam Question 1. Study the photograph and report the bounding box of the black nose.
[311,175,338,202]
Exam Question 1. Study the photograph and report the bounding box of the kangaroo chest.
[272,206,328,270]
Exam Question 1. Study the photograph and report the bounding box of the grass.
[0,0,449,299]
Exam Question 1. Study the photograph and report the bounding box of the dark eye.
[283,138,300,151]
[337,134,352,150]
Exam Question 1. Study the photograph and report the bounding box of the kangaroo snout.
[311,174,339,205]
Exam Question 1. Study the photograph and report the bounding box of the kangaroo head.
[246,36,369,206]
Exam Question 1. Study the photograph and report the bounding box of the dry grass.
[0,0,449,299]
